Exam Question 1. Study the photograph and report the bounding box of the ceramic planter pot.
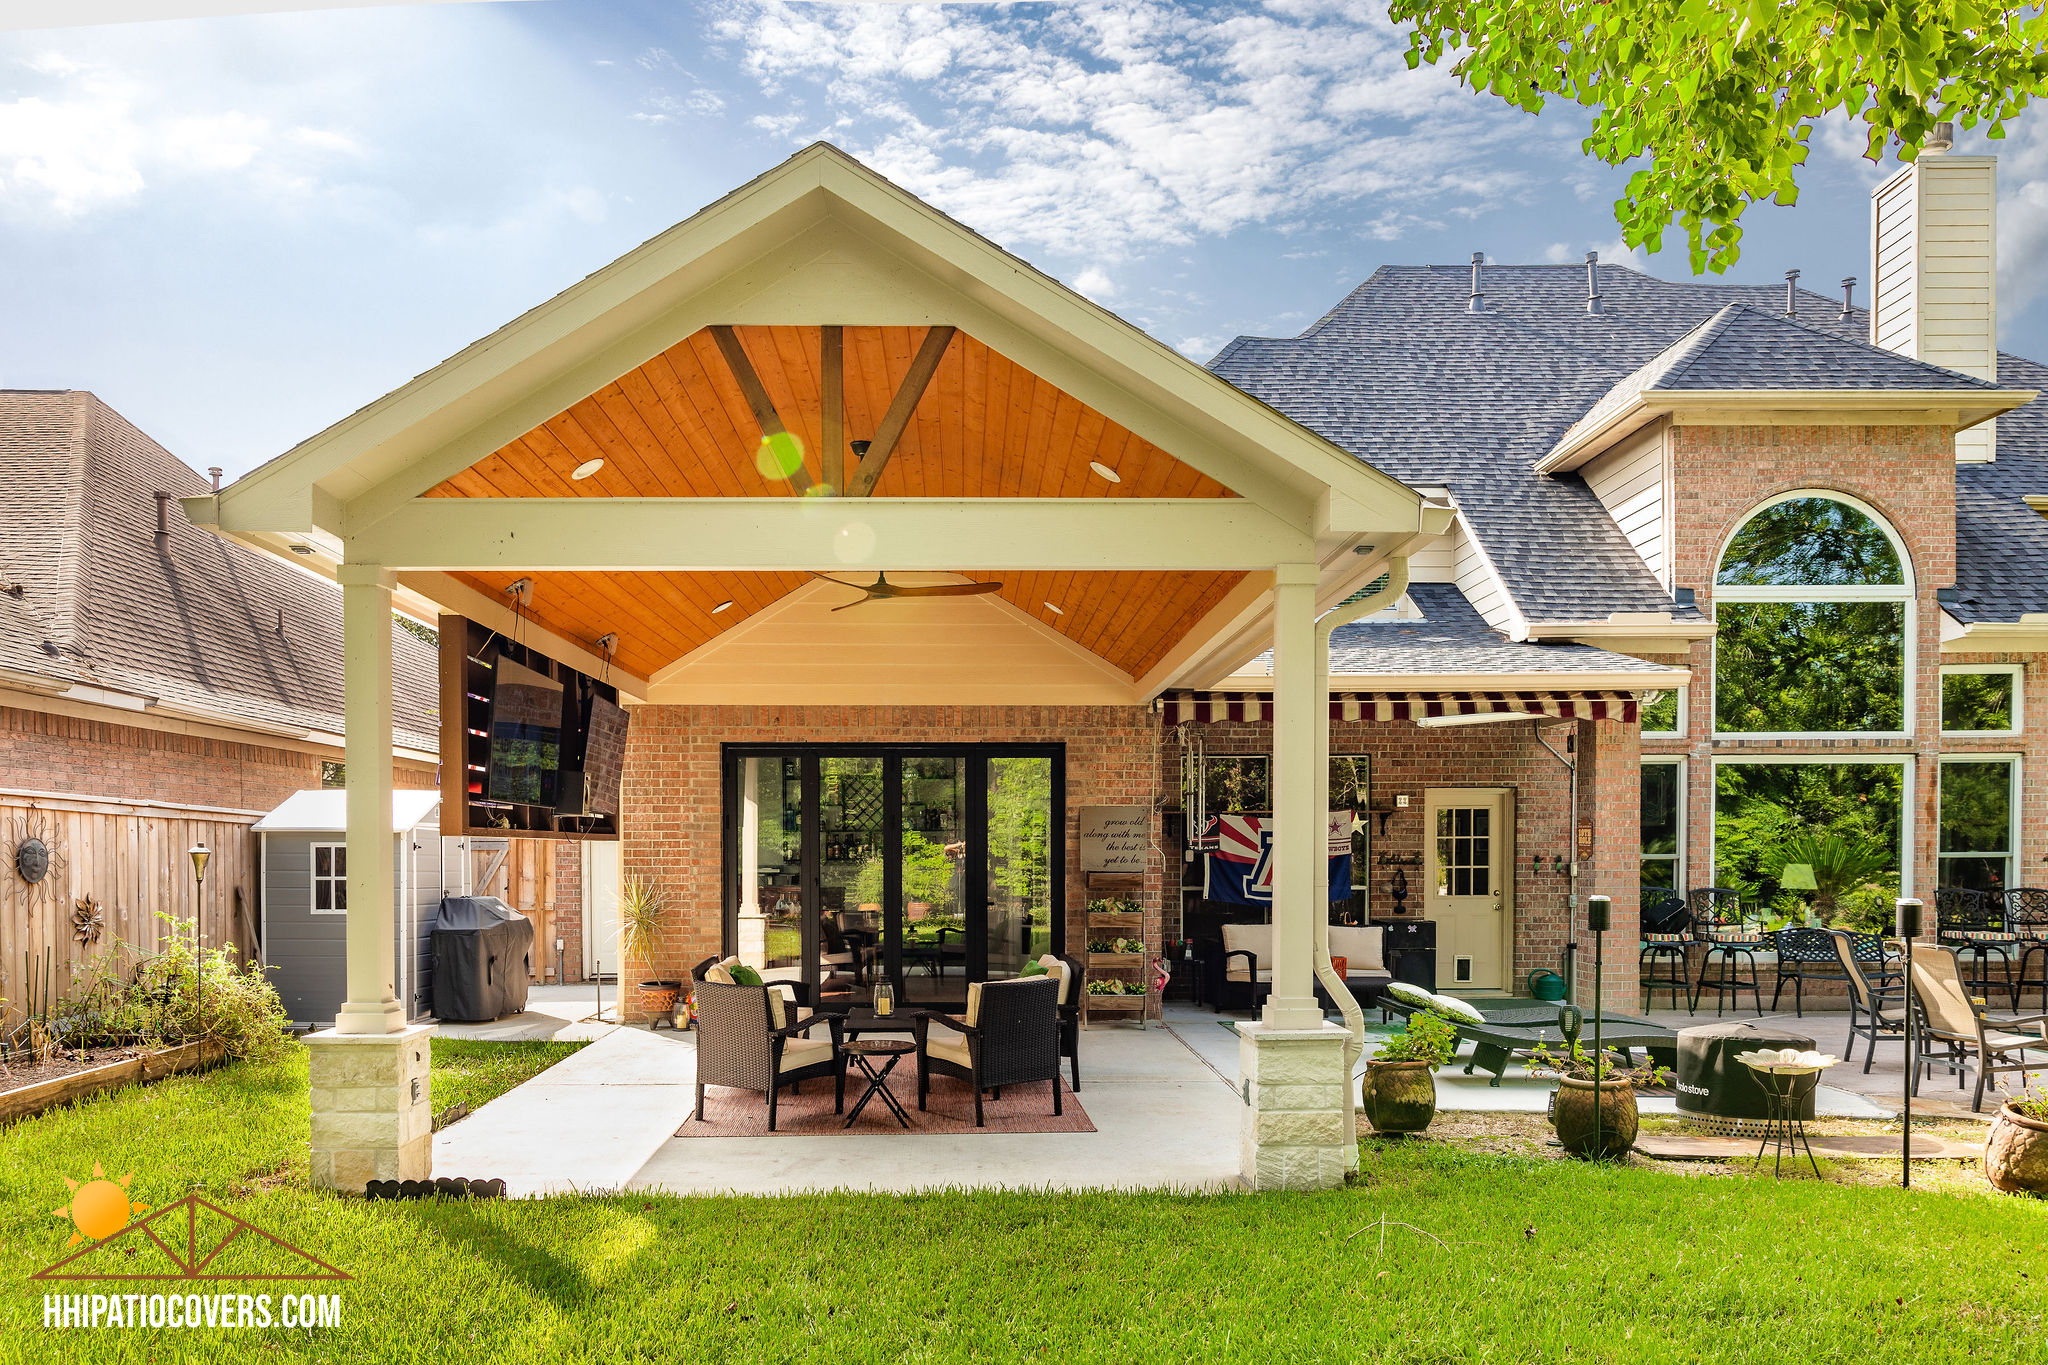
[1553,1076,1638,1159]
[1361,1059,1437,1134]
[1986,1101,2048,1194]
[637,980,681,1017]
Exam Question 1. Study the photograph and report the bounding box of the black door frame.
[720,742,1066,1000]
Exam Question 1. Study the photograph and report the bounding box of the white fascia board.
[1524,616,1717,642]
[1208,667,1689,692]
[1940,614,2048,653]
[346,497,1314,573]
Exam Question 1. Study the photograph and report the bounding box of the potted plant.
[1363,1009,1457,1134]
[1530,1039,1670,1160]
[1986,1090,2048,1195]
[618,878,679,1020]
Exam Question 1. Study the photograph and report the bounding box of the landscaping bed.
[0,1038,226,1125]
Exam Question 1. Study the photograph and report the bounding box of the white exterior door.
[582,841,622,980]
[1424,788,1512,992]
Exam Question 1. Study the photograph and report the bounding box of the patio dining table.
[1379,995,1680,1086]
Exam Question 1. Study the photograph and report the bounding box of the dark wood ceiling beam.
[710,324,813,493]
[847,325,956,497]
[821,325,844,495]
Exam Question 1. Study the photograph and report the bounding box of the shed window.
[312,842,348,914]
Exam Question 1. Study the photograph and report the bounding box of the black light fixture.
[188,842,210,957]
[1896,897,1922,1188]
[1587,894,1611,1156]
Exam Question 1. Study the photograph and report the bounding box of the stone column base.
[1238,1020,1356,1191]
[306,1023,436,1193]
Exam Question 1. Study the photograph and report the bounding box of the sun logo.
[51,1164,148,1247]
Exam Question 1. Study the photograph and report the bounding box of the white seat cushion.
[778,1036,834,1073]
[965,981,983,1026]
[926,1034,973,1069]
[1329,925,1386,973]
[703,963,735,985]
[1222,923,1273,982]
[1037,954,1072,1004]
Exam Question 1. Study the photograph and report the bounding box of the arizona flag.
[1196,812,1353,906]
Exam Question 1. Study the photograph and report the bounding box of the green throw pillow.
[1020,960,1048,977]
[728,964,763,987]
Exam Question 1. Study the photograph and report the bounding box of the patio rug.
[676,1072,1093,1137]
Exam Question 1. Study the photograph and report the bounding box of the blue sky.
[6,0,2048,476]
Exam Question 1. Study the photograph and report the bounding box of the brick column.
[1577,717,1641,1015]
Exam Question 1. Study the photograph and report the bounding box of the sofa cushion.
[1038,954,1072,1004]
[1221,923,1273,981]
[703,963,735,985]
[729,963,764,987]
[766,988,786,1030]
[1329,925,1386,973]
[965,981,982,1027]
[777,1036,834,1074]
[1020,959,1047,977]
[926,1034,973,1069]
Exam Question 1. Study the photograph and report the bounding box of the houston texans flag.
[1194,812,1354,905]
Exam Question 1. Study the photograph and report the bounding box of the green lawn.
[1,1048,2044,1362]
[429,1038,589,1127]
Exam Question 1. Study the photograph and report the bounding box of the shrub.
[1375,1010,1459,1069]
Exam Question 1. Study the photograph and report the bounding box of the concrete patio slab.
[432,983,621,1043]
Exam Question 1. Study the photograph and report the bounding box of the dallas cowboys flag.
[1194,812,1354,906]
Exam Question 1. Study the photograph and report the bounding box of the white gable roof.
[253,789,440,835]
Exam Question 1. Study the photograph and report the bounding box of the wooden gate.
[467,839,559,983]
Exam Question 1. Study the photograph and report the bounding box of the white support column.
[1238,562,1354,1191]
[738,756,767,968]
[1263,563,1323,1031]
[309,564,432,1194]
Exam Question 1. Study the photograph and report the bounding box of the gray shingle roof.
[1240,583,1686,679]
[0,391,439,751]
[1953,348,2048,622]
[1207,264,2033,624]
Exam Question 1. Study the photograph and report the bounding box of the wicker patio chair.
[691,976,844,1131]
[1935,886,2021,1009]
[2005,888,2048,1009]
[1907,942,2048,1112]
[1770,926,1843,1016]
[1051,952,1086,1092]
[913,975,1062,1126]
[1638,891,1691,1011]
[1686,887,1763,1016]
[1828,930,1906,1072]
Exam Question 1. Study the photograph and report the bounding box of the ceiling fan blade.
[888,582,1005,597]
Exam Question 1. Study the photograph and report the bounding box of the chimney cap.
[1925,121,1955,154]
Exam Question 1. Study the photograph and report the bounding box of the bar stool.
[1687,887,1764,1016]
[2005,888,2048,1009]
[1638,891,1692,1010]
[1936,887,2021,1010]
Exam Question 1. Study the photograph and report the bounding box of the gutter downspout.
[1313,557,1410,1089]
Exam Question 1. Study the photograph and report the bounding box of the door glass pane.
[900,756,965,1003]
[1436,806,1491,898]
[987,757,1054,981]
[819,756,884,1007]
[740,755,806,991]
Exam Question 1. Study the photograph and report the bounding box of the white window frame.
[1936,754,2022,891]
[1641,687,1686,738]
[1939,664,2024,737]
[1640,756,1686,894]
[311,841,348,915]
[1711,490,1915,741]
[1709,754,1917,897]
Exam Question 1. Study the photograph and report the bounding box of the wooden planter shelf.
[1083,993,1148,1010]
[1087,952,1145,970]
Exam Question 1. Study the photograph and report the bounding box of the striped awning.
[1160,690,1640,725]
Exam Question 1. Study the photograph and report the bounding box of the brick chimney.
[1869,125,1999,462]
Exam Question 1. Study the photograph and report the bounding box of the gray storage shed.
[253,790,454,1029]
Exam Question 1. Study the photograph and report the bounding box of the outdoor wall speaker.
[1895,898,1923,940]
[1586,895,1612,933]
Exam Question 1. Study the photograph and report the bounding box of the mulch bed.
[0,1045,152,1090]
[678,1072,1092,1137]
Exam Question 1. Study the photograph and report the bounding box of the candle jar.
[873,980,895,1017]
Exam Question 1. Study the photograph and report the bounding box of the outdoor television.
[484,655,563,807]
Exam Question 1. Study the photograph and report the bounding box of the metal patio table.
[839,1038,917,1128]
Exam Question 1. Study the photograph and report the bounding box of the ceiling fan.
[813,572,1004,611]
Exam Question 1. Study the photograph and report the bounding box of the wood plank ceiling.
[428,325,1247,682]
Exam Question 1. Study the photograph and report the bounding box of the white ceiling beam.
[345,498,1320,572]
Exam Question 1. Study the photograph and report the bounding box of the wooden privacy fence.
[1,789,259,1028]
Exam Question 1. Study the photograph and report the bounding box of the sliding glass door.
[724,744,1063,1009]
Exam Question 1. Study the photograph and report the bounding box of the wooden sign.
[1080,805,1149,873]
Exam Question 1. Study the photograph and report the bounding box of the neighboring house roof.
[1953,348,2048,623]
[1236,583,1686,682]
[252,788,440,833]
[0,391,440,752]
[1207,265,2038,625]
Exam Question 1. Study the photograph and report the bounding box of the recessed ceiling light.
[288,544,314,555]
[1088,461,1122,484]
[571,458,605,481]
[1044,601,1064,615]
[711,600,734,614]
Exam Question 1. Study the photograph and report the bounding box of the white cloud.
[1072,264,1113,299]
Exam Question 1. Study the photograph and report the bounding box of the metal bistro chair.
[1770,926,1842,1017]
[1827,929,1906,1072]
[1638,891,1692,1010]
[1687,887,1764,1016]
[1908,942,2048,1112]
[1936,887,2022,1010]
[2005,888,2048,1009]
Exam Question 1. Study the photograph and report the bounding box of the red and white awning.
[1159,690,1640,725]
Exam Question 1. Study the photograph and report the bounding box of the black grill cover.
[431,897,534,1022]
[1676,1021,1817,1121]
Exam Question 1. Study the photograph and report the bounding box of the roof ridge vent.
[1784,268,1800,316]
[1468,251,1486,314]
[1584,251,1602,315]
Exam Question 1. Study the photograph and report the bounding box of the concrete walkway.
[435,1012,1242,1197]
[432,983,621,1043]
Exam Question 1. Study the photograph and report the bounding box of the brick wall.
[0,704,437,811]
[618,705,1162,1018]
[551,840,586,984]
[1161,717,1636,1006]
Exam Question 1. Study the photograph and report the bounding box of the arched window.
[1714,494,1912,735]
